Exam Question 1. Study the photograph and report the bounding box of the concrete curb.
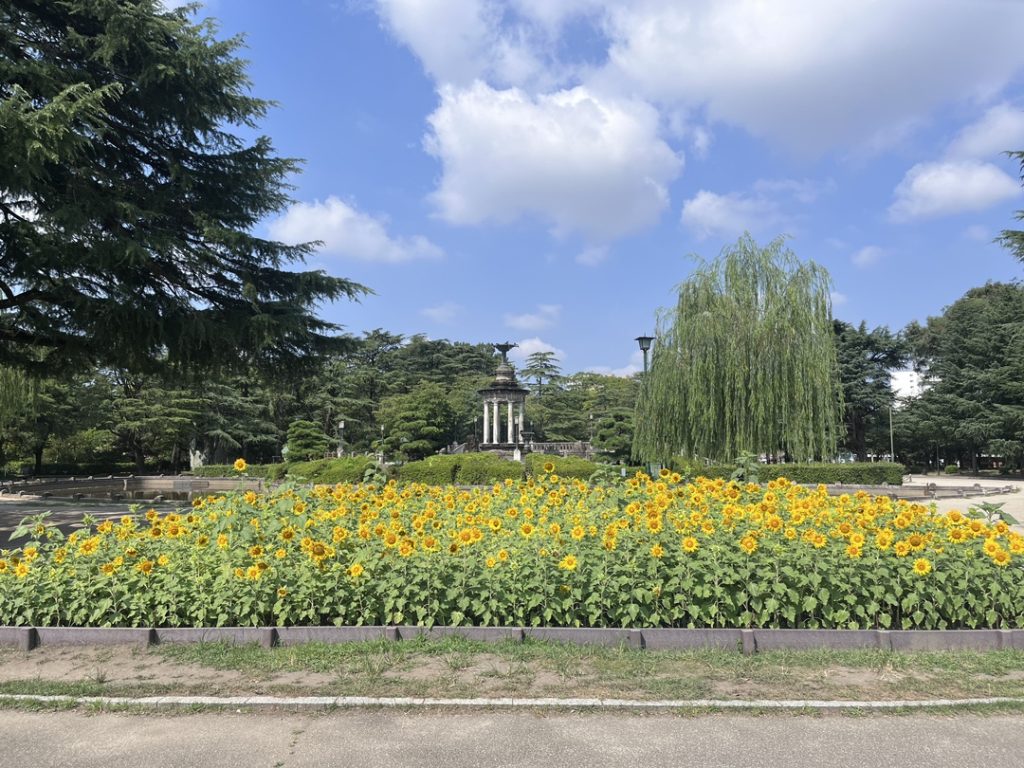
[1,626,1022,653]
[2,693,1022,712]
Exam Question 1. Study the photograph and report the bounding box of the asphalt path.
[0,710,1020,768]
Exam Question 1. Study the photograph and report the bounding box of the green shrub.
[191,463,286,480]
[944,464,960,475]
[525,453,598,480]
[666,461,906,486]
[454,453,525,484]
[285,420,332,462]
[397,455,461,485]
[285,457,378,484]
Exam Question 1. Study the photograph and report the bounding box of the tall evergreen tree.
[633,235,843,463]
[0,0,365,374]
[833,320,906,460]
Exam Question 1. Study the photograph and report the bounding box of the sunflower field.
[1,468,1022,629]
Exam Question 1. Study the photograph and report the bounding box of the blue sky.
[181,1,1024,377]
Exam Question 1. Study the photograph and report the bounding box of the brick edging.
[2,626,1022,653]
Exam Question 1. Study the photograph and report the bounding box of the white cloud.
[597,1,1024,153]
[680,177,828,239]
[888,161,1021,221]
[681,190,782,240]
[587,350,643,377]
[421,302,461,323]
[575,245,609,266]
[508,337,566,364]
[851,245,883,268]
[378,1,1024,159]
[947,103,1024,160]
[268,196,443,263]
[830,291,848,307]
[690,126,712,159]
[425,82,681,241]
[504,304,561,331]
[964,224,989,241]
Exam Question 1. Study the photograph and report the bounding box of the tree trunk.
[33,445,44,475]
[133,443,146,473]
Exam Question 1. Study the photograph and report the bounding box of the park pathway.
[0,709,1021,767]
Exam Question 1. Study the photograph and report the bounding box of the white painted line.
[2,694,1023,710]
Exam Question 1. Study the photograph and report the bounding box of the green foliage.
[524,453,598,480]
[285,457,377,484]
[729,453,761,484]
[968,501,1020,527]
[0,0,365,374]
[454,453,525,484]
[671,461,905,485]
[191,463,287,481]
[899,283,1024,473]
[998,150,1024,265]
[833,321,906,460]
[397,455,461,485]
[285,420,332,462]
[945,465,960,475]
[634,234,843,463]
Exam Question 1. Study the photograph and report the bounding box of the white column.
[507,401,514,443]
[482,402,490,444]
[518,404,524,443]
[492,401,500,444]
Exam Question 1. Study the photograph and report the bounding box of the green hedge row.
[187,457,905,487]
[524,453,599,480]
[284,457,378,484]
[672,461,906,486]
[399,453,526,485]
[190,463,287,481]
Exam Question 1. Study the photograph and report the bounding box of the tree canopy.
[633,235,843,464]
[998,150,1024,265]
[0,0,365,374]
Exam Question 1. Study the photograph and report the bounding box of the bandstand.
[479,343,529,451]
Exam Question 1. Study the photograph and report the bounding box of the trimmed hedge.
[524,453,599,480]
[285,457,378,484]
[454,453,525,484]
[397,455,461,485]
[672,461,906,486]
[190,463,287,481]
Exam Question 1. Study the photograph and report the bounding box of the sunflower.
[739,535,758,555]
[520,522,535,538]
[681,536,699,553]
[233,458,248,472]
[650,544,665,558]
[558,554,578,571]
[912,558,932,576]
[543,462,555,473]
[348,563,365,578]
[137,560,155,576]
[992,549,1011,567]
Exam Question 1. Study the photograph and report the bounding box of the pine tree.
[0,1,366,374]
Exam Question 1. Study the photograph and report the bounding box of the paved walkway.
[0,710,1022,768]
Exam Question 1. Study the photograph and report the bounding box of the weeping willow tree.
[633,235,843,464]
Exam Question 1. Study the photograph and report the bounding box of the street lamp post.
[337,420,345,458]
[377,424,385,464]
[635,335,654,374]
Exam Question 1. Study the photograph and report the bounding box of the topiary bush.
[454,453,525,484]
[396,455,461,485]
[525,453,598,480]
[944,464,960,475]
